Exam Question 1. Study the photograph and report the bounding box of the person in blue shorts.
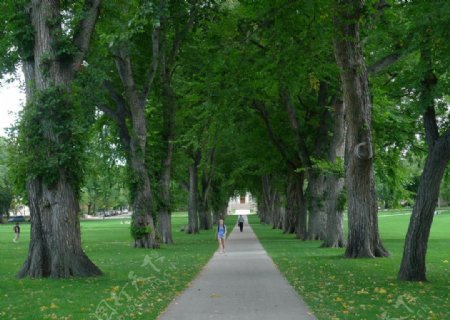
[217,219,227,253]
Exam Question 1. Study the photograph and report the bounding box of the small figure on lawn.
[13,222,20,243]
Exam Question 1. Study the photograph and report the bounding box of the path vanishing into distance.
[158,217,316,320]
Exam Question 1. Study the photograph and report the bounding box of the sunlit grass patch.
[249,213,450,320]
[0,215,226,319]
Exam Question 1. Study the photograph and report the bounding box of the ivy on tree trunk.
[17,0,102,278]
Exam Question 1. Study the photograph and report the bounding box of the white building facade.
[227,193,257,215]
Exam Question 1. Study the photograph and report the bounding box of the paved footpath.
[158,217,316,320]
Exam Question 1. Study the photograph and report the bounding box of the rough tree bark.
[398,45,450,281]
[261,176,273,225]
[257,201,265,222]
[295,172,308,240]
[261,175,282,227]
[157,67,176,244]
[187,150,201,234]
[284,170,299,234]
[18,0,102,278]
[398,131,450,280]
[111,47,159,248]
[305,173,326,240]
[333,0,388,258]
[322,99,346,248]
[198,147,215,230]
[99,1,166,248]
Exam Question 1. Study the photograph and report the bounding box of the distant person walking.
[13,222,20,243]
[217,219,227,253]
[238,215,245,232]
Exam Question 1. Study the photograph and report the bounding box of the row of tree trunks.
[254,92,346,245]
[261,175,284,227]
[282,85,328,241]
[333,0,388,258]
[256,170,307,239]
[185,146,217,233]
[284,172,298,234]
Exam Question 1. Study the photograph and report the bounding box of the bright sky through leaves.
[0,77,24,136]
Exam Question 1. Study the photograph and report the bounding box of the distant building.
[227,193,256,215]
[10,204,30,217]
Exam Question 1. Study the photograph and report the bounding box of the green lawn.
[249,211,450,320]
[0,214,229,320]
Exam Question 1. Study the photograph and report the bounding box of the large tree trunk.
[99,5,164,247]
[108,45,160,248]
[306,173,326,240]
[19,178,101,278]
[257,199,267,223]
[398,135,450,280]
[198,178,212,230]
[198,147,215,230]
[271,193,281,229]
[129,140,158,248]
[18,0,102,278]
[284,171,299,233]
[398,45,450,281]
[322,100,346,248]
[157,48,177,244]
[295,172,308,240]
[198,202,212,230]
[333,0,388,258]
[187,156,200,234]
[261,176,275,225]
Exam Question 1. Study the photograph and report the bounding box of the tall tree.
[2,0,102,277]
[398,1,450,281]
[321,99,346,248]
[333,0,388,258]
[94,1,160,247]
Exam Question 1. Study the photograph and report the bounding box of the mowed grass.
[249,211,450,320]
[0,213,228,320]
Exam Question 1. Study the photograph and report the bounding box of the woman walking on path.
[217,219,227,253]
[238,215,245,232]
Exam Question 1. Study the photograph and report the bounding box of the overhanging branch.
[367,52,401,74]
[250,100,298,168]
[72,0,101,71]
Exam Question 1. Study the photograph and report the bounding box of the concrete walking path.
[158,217,316,320]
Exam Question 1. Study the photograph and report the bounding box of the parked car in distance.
[8,216,26,223]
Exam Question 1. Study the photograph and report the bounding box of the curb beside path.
[158,216,316,320]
